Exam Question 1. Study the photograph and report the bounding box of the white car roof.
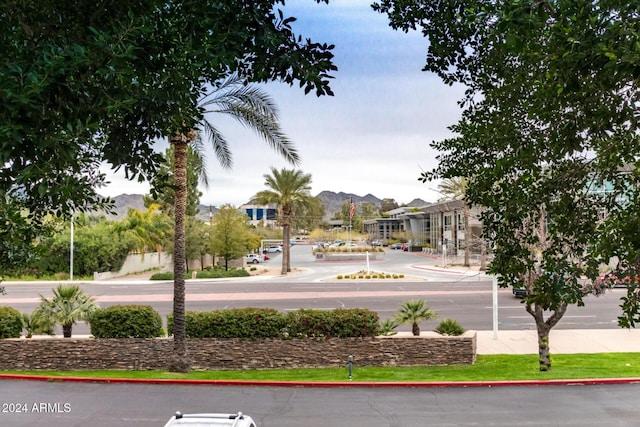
[164,412,256,427]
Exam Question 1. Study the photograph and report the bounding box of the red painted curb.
[2,374,639,388]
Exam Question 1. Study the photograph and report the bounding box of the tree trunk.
[526,301,567,371]
[282,205,291,275]
[62,323,72,338]
[463,204,470,267]
[170,134,190,373]
[412,322,420,336]
[479,239,487,271]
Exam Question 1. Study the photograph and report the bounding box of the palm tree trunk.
[170,134,190,373]
[62,323,72,338]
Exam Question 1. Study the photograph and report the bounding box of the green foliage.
[374,0,640,369]
[32,284,98,338]
[0,306,23,338]
[166,308,379,339]
[36,220,134,277]
[150,272,176,281]
[167,308,286,339]
[285,308,379,338]
[90,305,163,338]
[209,204,253,269]
[149,268,249,281]
[393,300,438,336]
[378,319,399,336]
[433,319,465,336]
[21,311,54,338]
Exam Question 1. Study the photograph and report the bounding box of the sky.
[100,0,465,207]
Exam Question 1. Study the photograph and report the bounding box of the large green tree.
[375,0,640,370]
[254,168,314,275]
[4,1,336,371]
[209,205,253,270]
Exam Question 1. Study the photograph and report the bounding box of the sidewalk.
[476,328,640,354]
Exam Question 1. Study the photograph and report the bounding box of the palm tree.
[32,284,98,338]
[438,177,471,267]
[168,75,298,372]
[253,168,313,275]
[393,299,438,336]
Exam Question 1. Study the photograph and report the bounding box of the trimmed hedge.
[90,305,164,338]
[0,306,23,338]
[167,307,380,339]
[286,308,379,338]
[168,308,286,339]
[150,268,250,281]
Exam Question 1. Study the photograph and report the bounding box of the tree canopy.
[1,0,336,273]
[1,0,335,214]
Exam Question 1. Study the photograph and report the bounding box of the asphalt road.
[2,379,639,427]
[1,245,627,335]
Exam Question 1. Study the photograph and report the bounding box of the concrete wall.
[93,251,171,280]
[0,332,476,371]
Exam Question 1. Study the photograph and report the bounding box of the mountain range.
[97,192,429,221]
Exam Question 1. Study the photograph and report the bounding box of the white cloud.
[102,0,463,208]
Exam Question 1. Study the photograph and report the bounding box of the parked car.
[266,245,283,253]
[401,243,408,251]
[513,287,527,298]
[245,254,263,264]
[164,412,257,427]
[389,243,403,250]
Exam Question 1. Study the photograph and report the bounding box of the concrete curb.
[2,374,640,388]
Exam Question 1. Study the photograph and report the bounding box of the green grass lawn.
[3,353,640,382]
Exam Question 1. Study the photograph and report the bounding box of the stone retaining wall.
[0,332,476,371]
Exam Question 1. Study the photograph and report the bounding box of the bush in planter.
[168,308,287,338]
[90,305,164,338]
[286,308,379,338]
[0,306,22,338]
[434,318,465,336]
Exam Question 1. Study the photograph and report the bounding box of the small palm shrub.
[90,305,164,338]
[32,284,98,338]
[0,306,23,338]
[21,312,54,338]
[434,318,465,336]
[393,299,438,336]
[378,318,399,336]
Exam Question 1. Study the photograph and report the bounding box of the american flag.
[349,199,355,220]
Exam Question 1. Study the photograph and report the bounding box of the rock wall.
[0,332,476,371]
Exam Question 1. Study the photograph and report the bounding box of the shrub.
[167,308,380,339]
[434,318,466,336]
[168,308,286,339]
[378,318,399,336]
[150,272,175,280]
[337,275,343,279]
[286,308,379,338]
[90,305,164,338]
[0,306,23,338]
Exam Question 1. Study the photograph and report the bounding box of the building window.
[457,212,465,231]
[444,215,452,231]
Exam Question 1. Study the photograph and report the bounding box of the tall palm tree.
[438,177,471,267]
[253,168,313,275]
[393,299,438,336]
[168,75,298,372]
[32,284,98,338]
